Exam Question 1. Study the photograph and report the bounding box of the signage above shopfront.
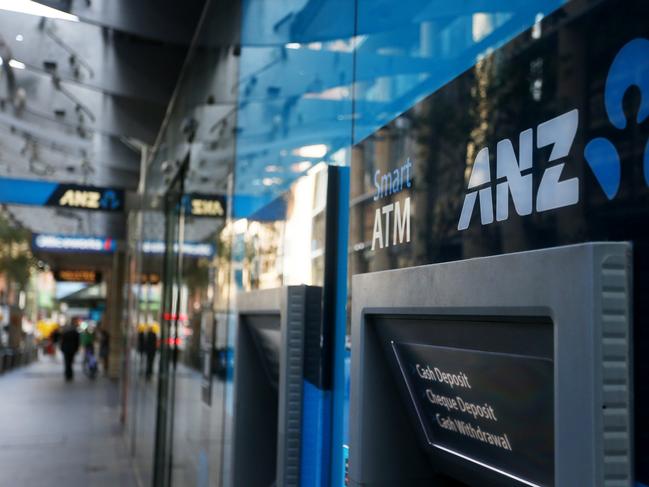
[54,269,102,283]
[0,177,124,212]
[32,234,214,258]
[55,185,123,211]
[139,273,161,285]
[182,193,227,218]
[141,240,215,258]
[0,177,232,218]
[33,234,116,253]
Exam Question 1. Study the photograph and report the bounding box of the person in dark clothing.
[60,319,80,381]
[51,327,61,345]
[48,326,61,359]
[144,327,157,381]
[137,328,145,356]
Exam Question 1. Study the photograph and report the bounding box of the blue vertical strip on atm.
[301,167,349,487]
[300,381,331,487]
[330,168,349,487]
[342,349,351,484]
[220,312,237,487]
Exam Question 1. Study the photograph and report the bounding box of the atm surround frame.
[232,285,323,487]
[349,242,633,487]
[232,287,282,487]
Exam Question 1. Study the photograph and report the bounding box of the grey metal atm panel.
[232,288,282,487]
[349,243,633,487]
[232,285,322,487]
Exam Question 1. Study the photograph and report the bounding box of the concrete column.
[105,250,126,380]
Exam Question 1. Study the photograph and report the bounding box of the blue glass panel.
[240,0,355,46]
[235,0,355,214]
[353,0,567,143]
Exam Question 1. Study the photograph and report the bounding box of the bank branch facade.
[123,1,647,486]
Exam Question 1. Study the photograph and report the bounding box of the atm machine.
[349,243,633,486]
[231,285,323,487]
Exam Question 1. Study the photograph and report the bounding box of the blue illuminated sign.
[32,234,116,253]
[32,234,214,258]
[0,178,124,212]
[142,241,215,258]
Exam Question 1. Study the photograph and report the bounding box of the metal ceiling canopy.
[0,126,140,189]
[0,1,206,243]
[0,3,203,187]
[0,13,187,104]
[2,67,167,144]
[141,0,241,198]
[36,0,207,45]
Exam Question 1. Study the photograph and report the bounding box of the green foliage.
[0,213,35,288]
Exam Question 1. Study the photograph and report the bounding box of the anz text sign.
[0,178,124,212]
[54,185,123,212]
[458,109,579,230]
[459,37,649,231]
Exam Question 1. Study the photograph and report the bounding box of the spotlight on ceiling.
[0,0,79,22]
[8,59,25,69]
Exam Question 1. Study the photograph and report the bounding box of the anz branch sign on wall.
[348,3,649,486]
[458,109,578,230]
[459,38,649,231]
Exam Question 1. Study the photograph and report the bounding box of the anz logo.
[458,110,578,231]
[459,38,649,231]
[584,38,649,199]
[58,188,120,210]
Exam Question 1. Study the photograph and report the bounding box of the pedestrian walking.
[60,318,80,381]
[80,326,95,355]
[145,326,157,381]
[51,326,61,346]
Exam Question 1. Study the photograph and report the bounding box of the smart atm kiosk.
[231,285,323,487]
[349,243,633,487]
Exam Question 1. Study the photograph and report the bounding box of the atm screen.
[372,315,554,487]
[243,313,281,389]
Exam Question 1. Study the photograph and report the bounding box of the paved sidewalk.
[0,355,137,487]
